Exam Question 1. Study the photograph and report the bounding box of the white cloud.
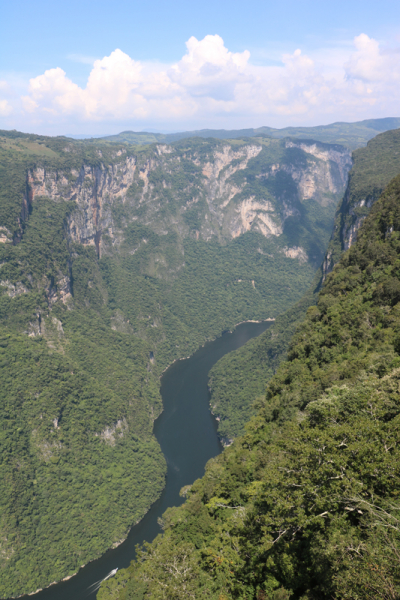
[345,33,400,83]
[1,33,400,132]
[22,67,84,116]
[169,34,250,100]
[0,99,13,117]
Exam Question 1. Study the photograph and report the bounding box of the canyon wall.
[23,138,352,261]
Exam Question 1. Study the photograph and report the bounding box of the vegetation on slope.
[0,261,165,596]
[101,232,316,371]
[0,329,164,596]
[0,130,343,595]
[90,134,342,370]
[99,117,400,151]
[325,127,400,272]
[0,136,166,597]
[209,280,319,442]
[99,174,400,600]
[209,127,400,441]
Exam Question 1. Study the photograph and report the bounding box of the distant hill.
[96,117,400,150]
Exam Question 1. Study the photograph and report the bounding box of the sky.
[1,0,400,136]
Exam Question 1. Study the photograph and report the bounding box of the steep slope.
[323,127,400,276]
[209,282,319,443]
[209,128,400,441]
[0,130,350,596]
[10,132,351,368]
[99,174,400,600]
[0,135,166,597]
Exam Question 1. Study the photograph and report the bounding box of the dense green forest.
[99,117,400,151]
[209,127,400,441]
[99,173,400,600]
[325,127,400,273]
[0,136,167,596]
[209,283,319,442]
[0,129,344,596]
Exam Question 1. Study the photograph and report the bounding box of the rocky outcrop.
[232,197,281,238]
[0,280,28,297]
[282,246,308,263]
[322,188,381,278]
[341,196,376,252]
[286,141,352,197]
[201,144,262,210]
[97,418,128,446]
[321,128,400,278]
[21,139,352,272]
[0,227,12,243]
[26,157,137,256]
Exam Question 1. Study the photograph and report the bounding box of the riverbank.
[11,321,273,600]
[160,318,275,375]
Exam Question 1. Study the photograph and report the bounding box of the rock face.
[26,158,137,255]
[342,197,376,252]
[23,138,352,266]
[285,141,352,199]
[322,187,378,277]
[322,128,400,278]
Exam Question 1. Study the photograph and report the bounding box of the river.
[19,320,272,600]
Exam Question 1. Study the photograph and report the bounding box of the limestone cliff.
[22,138,351,269]
[322,128,400,277]
[26,157,137,254]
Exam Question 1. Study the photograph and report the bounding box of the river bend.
[19,320,272,600]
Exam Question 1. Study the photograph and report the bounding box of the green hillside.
[0,134,166,596]
[0,130,344,596]
[209,281,319,443]
[99,173,400,600]
[325,127,400,272]
[209,127,400,442]
[98,117,400,151]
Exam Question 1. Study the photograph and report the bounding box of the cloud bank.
[1,33,399,133]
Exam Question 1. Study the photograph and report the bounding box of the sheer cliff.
[22,137,350,263]
[323,128,400,277]
[99,172,400,600]
[0,129,350,597]
[209,128,400,443]
[11,133,352,366]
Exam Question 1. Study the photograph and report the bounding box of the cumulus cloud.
[345,34,400,83]
[2,33,400,131]
[170,34,250,100]
[0,100,13,117]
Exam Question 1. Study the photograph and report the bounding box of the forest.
[1,123,400,598]
[99,172,400,600]
[209,127,400,442]
[0,127,346,596]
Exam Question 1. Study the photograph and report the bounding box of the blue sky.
[1,0,400,135]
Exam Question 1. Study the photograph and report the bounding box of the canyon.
[0,127,376,598]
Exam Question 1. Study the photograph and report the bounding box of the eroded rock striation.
[22,138,351,265]
[322,128,400,277]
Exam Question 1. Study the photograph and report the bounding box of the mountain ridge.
[0,129,349,596]
[94,117,400,151]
